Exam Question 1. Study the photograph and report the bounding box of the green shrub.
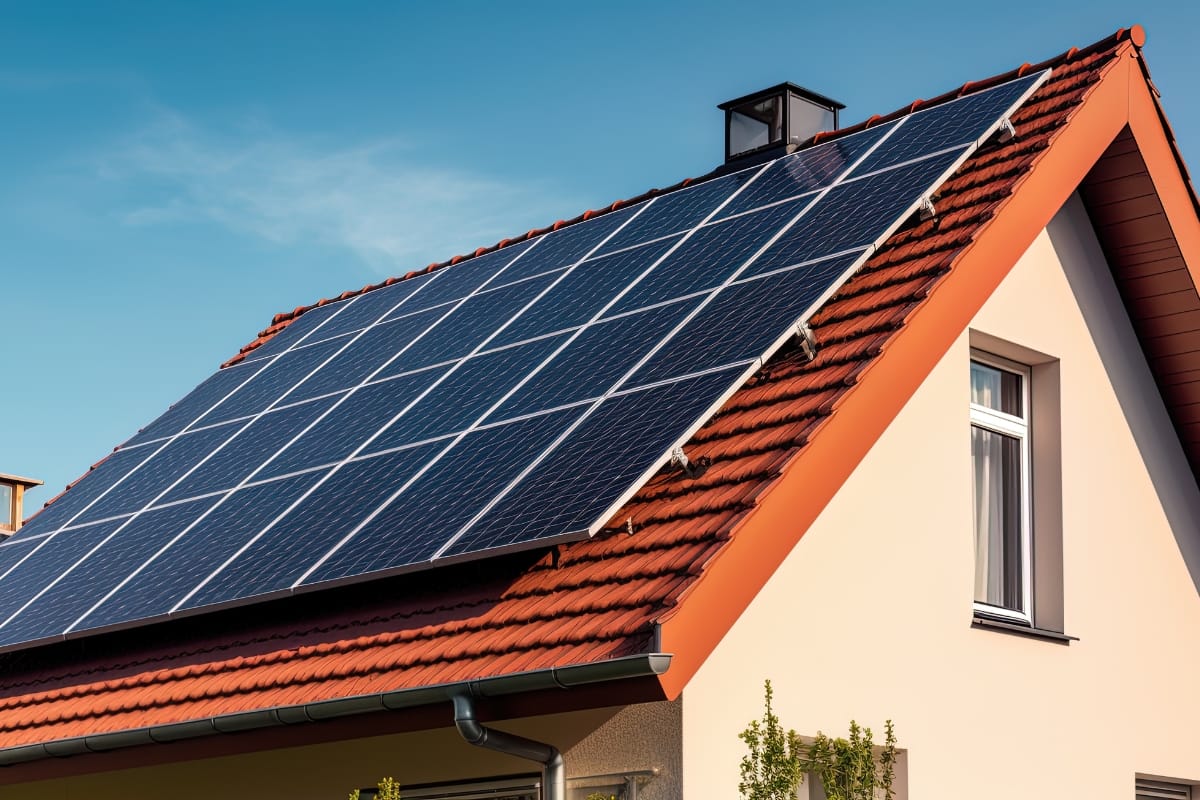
[804,720,897,800]
[738,680,805,800]
[738,681,897,800]
[348,776,401,800]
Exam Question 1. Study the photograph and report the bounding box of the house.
[1,23,1198,799]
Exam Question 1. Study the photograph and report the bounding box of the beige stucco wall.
[681,194,1200,798]
[8,699,681,800]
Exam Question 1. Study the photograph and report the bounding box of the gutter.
[0,652,671,768]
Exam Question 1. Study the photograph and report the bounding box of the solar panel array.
[0,70,1048,651]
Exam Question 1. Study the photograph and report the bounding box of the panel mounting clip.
[796,322,818,362]
[670,445,694,477]
[996,116,1017,143]
[670,445,709,479]
[918,196,937,222]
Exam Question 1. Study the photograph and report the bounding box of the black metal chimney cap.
[717,82,845,113]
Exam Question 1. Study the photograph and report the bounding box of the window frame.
[969,350,1034,625]
[1136,778,1193,799]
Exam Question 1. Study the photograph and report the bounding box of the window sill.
[971,615,1078,645]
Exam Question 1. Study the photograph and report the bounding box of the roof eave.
[0,652,672,772]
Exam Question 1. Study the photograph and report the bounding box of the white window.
[970,353,1033,623]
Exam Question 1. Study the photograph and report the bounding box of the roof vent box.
[719,82,844,166]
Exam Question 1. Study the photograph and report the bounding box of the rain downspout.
[453,694,565,800]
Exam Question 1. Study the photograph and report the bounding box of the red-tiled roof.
[4,25,1191,767]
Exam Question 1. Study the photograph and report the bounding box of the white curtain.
[971,425,1021,609]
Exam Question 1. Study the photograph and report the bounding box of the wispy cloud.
[97,111,576,274]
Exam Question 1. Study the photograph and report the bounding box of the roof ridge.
[222,25,1145,369]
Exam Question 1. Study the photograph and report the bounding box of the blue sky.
[4,1,1198,511]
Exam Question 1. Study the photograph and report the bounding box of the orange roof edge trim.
[653,40,1146,700]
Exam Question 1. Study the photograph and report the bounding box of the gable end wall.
[681,194,1200,799]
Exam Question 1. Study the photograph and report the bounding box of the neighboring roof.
[3,24,1196,774]
[0,474,42,490]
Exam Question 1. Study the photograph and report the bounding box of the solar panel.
[0,69,1050,650]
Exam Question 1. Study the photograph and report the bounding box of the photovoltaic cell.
[74,425,237,524]
[0,536,40,576]
[122,358,268,447]
[0,499,212,647]
[745,147,967,279]
[852,70,1046,175]
[363,336,567,455]
[496,206,638,284]
[490,235,683,347]
[491,299,700,420]
[0,71,1048,651]
[14,449,145,537]
[446,366,746,555]
[717,122,897,219]
[74,472,326,631]
[197,336,350,426]
[240,302,342,362]
[630,250,867,386]
[304,407,586,583]
[597,170,760,254]
[288,306,446,402]
[0,519,124,632]
[181,442,448,606]
[386,242,532,317]
[376,271,561,376]
[609,198,808,315]
[303,272,437,340]
[158,397,337,503]
[258,366,448,478]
